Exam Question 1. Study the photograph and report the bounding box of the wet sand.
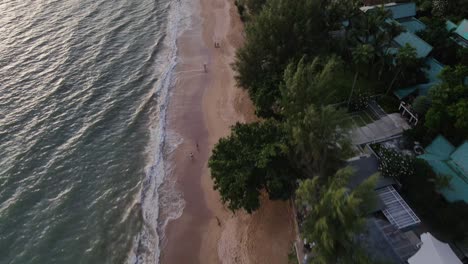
[160,0,295,262]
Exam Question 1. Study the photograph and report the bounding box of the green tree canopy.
[234,0,352,117]
[386,43,425,94]
[208,120,296,213]
[280,57,353,177]
[425,65,468,140]
[296,167,378,264]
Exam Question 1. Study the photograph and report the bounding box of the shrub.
[374,145,414,182]
[349,91,371,112]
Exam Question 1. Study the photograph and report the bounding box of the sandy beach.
[160,0,296,262]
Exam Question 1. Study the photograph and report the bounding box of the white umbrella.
[408,233,462,264]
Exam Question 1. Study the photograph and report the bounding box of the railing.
[399,101,418,126]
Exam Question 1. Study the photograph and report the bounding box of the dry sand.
[160,0,296,263]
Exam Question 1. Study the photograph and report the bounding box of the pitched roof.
[424,58,444,83]
[347,155,395,190]
[361,2,416,20]
[451,142,468,173]
[446,20,458,32]
[408,233,462,264]
[400,18,427,33]
[455,19,468,41]
[424,135,455,159]
[418,136,468,202]
[394,32,433,58]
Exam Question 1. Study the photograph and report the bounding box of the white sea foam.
[126,0,192,263]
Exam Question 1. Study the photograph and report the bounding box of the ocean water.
[0,0,188,263]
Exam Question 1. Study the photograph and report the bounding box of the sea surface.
[0,0,188,263]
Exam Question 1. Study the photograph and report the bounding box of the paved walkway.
[351,113,411,145]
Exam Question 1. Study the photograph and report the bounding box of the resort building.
[347,155,422,263]
[447,19,468,47]
[359,2,445,125]
[360,2,433,59]
[418,135,468,203]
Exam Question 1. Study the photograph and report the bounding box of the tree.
[432,0,448,17]
[348,44,374,108]
[424,65,468,140]
[208,120,296,213]
[281,56,345,113]
[296,167,378,264]
[233,0,353,117]
[347,6,403,80]
[386,44,420,95]
[286,105,352,178]
[280,59,353,177]
[417,18,459,64]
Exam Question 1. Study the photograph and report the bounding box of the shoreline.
[160,0,296,262]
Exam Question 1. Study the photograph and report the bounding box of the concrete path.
[351,113,411,145]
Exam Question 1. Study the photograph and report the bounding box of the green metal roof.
[447,20,458,31]
[394,86,417,99]
[425,135,456,159]
[400,18,427,33]
[387,2,416,20]
[425,58,444,83]
[394,32,433,58]
[361,2,416,20]
[418,136,468,203]
[393,58,443,99]
[451,142,468,173]
[455,19,468,41]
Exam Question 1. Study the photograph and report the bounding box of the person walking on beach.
[203,63,207,73]
[189,152,194,160]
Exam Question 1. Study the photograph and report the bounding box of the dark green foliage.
[425,65,468,142]
[386,44,427,94]
[377,95,400,113]
[296,167,378,264]
[347,7,404,83]
[234,0,247,21]
[280,58,353,177]
[400,159,468,242]
[412,95,431,116]
[402,122,438,147]
[446,0,468,21]
[242,0,266,15]
[457,48,468,66]
[417,18,460,65]
[233,0,349,116]
[349,90,371,112]
[208,120,296,213]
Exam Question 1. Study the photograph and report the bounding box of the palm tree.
[296,167,378,264]
[386,44,418,95]
[348,44,375,108]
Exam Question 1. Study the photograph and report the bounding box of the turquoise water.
[0,0,183,263]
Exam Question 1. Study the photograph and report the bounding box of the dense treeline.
[234,0,358,116]
[207,0,406,262]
